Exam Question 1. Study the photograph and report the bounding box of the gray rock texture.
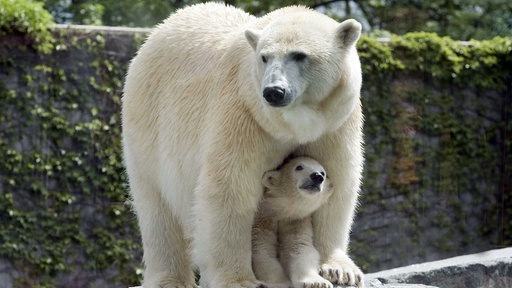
[364,247,512,288]
[130,248,511,288]
[365,280,439,288]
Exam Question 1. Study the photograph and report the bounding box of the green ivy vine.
[0,0,54,53]
[355,33,511,271]
[1,5,143,286]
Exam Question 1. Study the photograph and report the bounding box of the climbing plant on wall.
[1,1,142,287]
[354,33,511,270]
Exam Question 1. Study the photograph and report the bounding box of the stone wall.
[0,25,150,288]
[351,34,511,271]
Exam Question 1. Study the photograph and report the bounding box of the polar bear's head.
[260,156,333,220]
[245,12,361,109]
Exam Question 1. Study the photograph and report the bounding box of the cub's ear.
[262,170,279,188]
[336,19,362,47]
[245,29,261,51]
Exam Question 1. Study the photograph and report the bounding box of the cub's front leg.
[252,215,292,288]
[279,218,332,288]
[193,161,265,288]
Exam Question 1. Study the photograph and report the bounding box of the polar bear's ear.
[336,19,362,47]
[262,170,279,188]
[245,29,261,51]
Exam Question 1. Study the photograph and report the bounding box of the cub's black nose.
[263,86,286,106]
[310,172,324,185]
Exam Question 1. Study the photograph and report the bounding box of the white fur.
[122,3,364,288]
[253,157,333,288]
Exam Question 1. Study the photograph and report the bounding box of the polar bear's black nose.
[310,172,324,185]
[263,86,286,106]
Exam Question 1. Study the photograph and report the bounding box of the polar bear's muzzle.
[261,59,302,108]
[299,172,325,193]
[263,86,290,107]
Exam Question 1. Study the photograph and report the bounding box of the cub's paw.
[264,282,293,288]
[209,273,268,288]
[295,274,333,288]
[319,258,364,287]
[222,280,268,288]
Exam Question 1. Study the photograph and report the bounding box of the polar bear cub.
[252,157,334,288]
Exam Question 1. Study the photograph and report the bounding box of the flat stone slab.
[364,247,512,288]
[129,248,512,288]
[365,280,439,288]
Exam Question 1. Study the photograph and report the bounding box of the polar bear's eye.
[290,52,307,62]
[261,55,267,63]
[320,171,325,177]
[295,165,303,171]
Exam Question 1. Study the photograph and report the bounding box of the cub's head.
[245,10,362,109]
[261,156,333,220]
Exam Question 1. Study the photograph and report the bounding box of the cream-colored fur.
[252,157,333,288]
[122,2,364,288]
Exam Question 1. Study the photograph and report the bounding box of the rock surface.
[364,247,512,288]
[129,248,511,288]
[365,280,439,288]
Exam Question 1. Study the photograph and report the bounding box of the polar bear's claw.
[320,261,364,287]
[296,274,333,288]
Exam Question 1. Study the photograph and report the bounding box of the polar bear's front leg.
[193,178,263,288]
[190,98,293,288]
[296,104,365,287]
[191,136,279,288]
[312,187,364,287]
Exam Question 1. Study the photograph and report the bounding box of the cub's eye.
[295,165,303,171]
[291,52,307,62]
[320,171,326,177]
[261,55,267,63]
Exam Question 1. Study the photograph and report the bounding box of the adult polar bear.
[122,3,364,288]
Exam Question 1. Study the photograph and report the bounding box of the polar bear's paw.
[295,274,333,288]
[148,283,197,288]
[142,272,198,288]
[319,259,364,287]
[165,285,197,288]
[146,281,197,288]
